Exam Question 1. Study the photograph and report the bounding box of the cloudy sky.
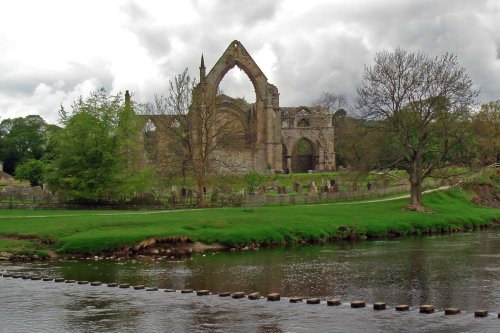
[1,0,499,123]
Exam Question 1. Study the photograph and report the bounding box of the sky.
[1,0,500,123]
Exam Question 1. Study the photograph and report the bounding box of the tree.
[356,48,478,209]
[172,69,245,207]
[471,100,500,164]
[312,91,347,114]
[143,68,246,207]
[47,89,151,200]
[15,159,46,187]
[0,115,49,174]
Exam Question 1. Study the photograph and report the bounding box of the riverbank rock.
[469,184,500,208]
[0,252,13,260]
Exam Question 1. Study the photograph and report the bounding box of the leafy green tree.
[357,48,478,209]
[15,159,46,187]
[471,100,500,164]
[0,115,49,174]
[47,89,151,200]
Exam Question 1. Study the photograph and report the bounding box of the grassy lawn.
[0,188,498,256]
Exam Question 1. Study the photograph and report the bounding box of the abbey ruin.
[141,41,336,174]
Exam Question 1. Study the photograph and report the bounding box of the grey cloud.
[120,1,172,59]
[0,61,113,97]
[192,0,282,26]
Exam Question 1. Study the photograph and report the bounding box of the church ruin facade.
[141,41,336,174]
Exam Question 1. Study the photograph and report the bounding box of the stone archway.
[190,40,282,172]
[292,138,315,173]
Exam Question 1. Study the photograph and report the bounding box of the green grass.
[0,188,498,256]
[0,238,49,257]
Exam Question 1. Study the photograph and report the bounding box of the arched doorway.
[292,138,315,173]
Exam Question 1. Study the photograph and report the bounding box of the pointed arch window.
[297,118,310,128]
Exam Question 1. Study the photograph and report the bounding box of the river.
[1,229,499,332]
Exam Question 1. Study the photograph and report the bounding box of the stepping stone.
[181,289,193,294]
[134,285,145,290]
[395,304,409,311]
[65,280,76,283]
[232,292,245,299]
[197,290,210,296]
[90,281,102,286]
[474,310,488,318]
[54,278,65,282]
[374,302,386,310]
[107,283,118,287]
[146,287,158,291]
[351,300,366,308]
[42,277,54,281]
[289,297,302,303]
[164,289,175,292]
[78,281,89,285]
[2,273,12,278]
[327,299,341,306]
[419,304,434,314]
[119,283,130,288]
[306,298,320,304]
[30,276,42,280]
[219,292,231,297]
[248,292,260,300]
[267,293,280,301]
[12,274,23,279]
[22,275,31,279]
[445,308,460,315]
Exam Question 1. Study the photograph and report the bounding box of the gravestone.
[352,182,358,191]
[271,181,278,191]
[293,182,301,193]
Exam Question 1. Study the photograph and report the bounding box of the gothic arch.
[292,137,316,173]
[206,41,268,101]
[191,40,282,172]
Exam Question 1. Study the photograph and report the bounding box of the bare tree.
[356,48,478,210]
[163,68,246,207]
[313,91,347,114]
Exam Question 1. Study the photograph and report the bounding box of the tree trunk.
[196,178,207,208]
[408,152,424,210]
[409,181,423,207]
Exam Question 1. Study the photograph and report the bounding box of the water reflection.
[1,229,499,332]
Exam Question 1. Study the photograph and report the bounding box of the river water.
[1,229,499,332]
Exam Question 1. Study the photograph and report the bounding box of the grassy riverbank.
[0,188,499,257]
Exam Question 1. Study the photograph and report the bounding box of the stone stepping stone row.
[2,273,498,318]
